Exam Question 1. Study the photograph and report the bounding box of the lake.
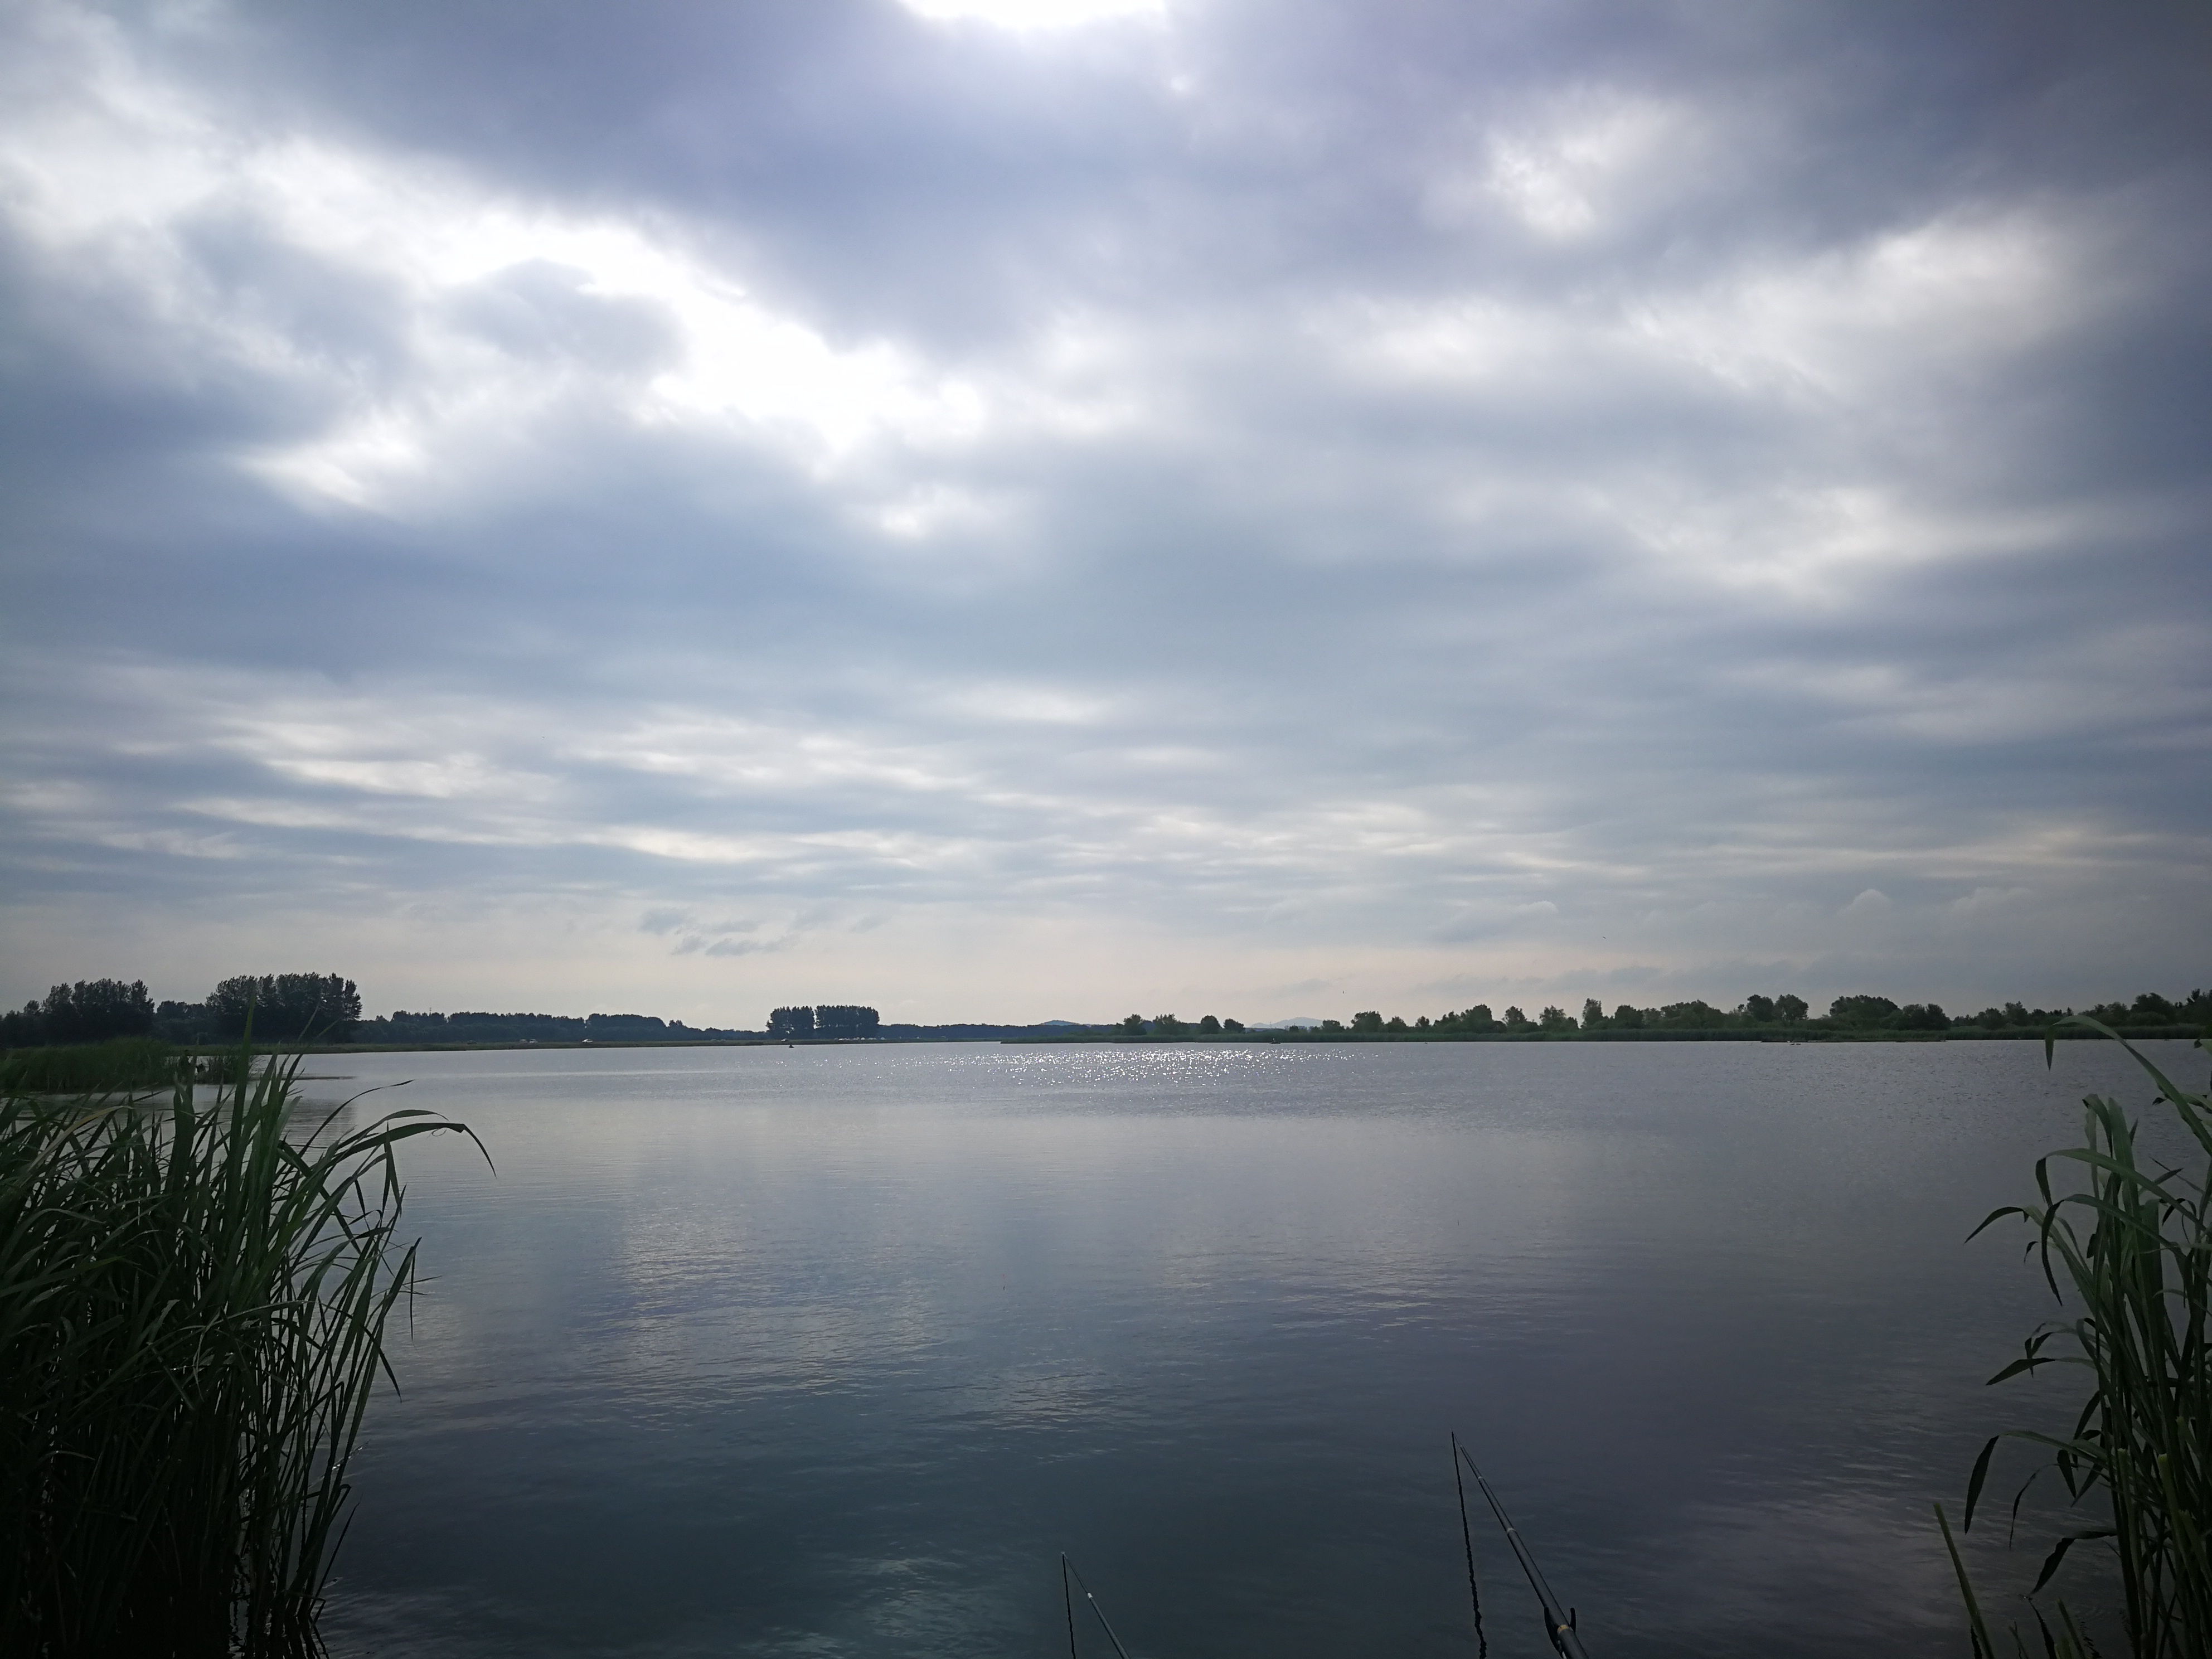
[308,1037,2201,1658]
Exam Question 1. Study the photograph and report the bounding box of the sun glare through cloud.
[896,0,1166,31]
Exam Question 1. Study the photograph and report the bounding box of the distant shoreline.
[198,1023,2206,1056]
[1006,1025,2208,1045]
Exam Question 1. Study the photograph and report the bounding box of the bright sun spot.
[897,0,1164,31]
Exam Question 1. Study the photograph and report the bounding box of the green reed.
[0,1042,478,1656]
[0,1037,186,1095]
[1940,1019,2211,1658]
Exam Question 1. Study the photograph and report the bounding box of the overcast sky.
[2,0,2207,1026]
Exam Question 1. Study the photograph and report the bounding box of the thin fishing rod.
[1060,1553,1134,1659]
[1450,1433,1489,1658]
[1452,1437,1592,1659]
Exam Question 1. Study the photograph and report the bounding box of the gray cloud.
[1,0,2206,1022]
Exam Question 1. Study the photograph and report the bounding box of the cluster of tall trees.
[1117,1014,1246,1036]
[2,973,362,1049]
[0,979,157,1048]
[766,1005,881,1039]
[204,974,363,1040]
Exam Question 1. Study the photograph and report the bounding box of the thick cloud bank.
[2,0,2207,1022]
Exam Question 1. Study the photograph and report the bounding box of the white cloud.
[1637,212,2075,400]
[1946,885,2030,918]
[0,14,999,509]
[1448,91,1699,240]
[1,0,2206,1018]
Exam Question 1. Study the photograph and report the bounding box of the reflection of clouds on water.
[322,1587,519,1659]
[1642,1491,1962,1647]
[314,1042,2198,1657]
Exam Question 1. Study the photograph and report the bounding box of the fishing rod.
[1061,1553,1134,1659]
[1451,1432,1592,1659]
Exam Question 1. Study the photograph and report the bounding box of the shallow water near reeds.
[307,1039,2205,1658]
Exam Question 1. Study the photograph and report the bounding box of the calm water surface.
[308,1039,2204,1658]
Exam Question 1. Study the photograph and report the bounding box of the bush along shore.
[0,1036,189,1094]
[0,1039,479,1656]
[1940,1020,2212,1658]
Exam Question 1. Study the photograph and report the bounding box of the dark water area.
[308,1039,2206,1658]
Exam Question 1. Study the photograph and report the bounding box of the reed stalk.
[1944,1018,2212,1658]
[0,1040,478,1657]
[0,1037,187,1095]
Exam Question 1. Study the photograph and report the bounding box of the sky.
[2,0,2208,1027]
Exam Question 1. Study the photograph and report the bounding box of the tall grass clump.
[1940,1018,2211,1658]
[1,1044,478,1657]
[0,1037,186,1095]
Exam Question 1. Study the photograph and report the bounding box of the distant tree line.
[767,1005,881,1039]
[11,971,2201,1054]
[1,977,1036,1051]
[350,1010,756,1045]
[1109,988,2210,1040]
[1117,1013,1245,1036]
[0,972,801,1051]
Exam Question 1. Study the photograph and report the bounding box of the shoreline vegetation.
[1942,1019,2212,1657]
[0,1040,477,1656]
[0,980,2204,1073]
